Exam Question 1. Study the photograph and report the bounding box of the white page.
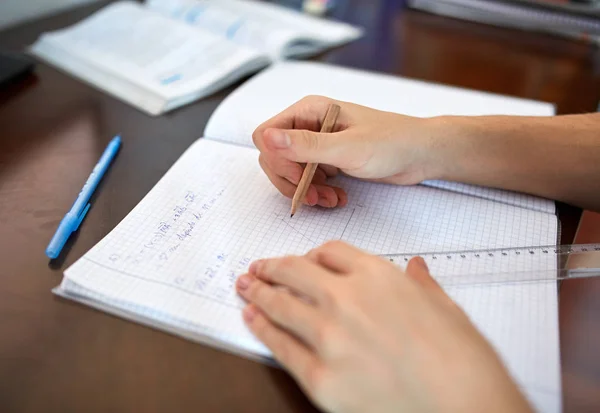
[60,138,559,413]
[146,0,362,59]
[204,61,556,213]
[30,1,268,114]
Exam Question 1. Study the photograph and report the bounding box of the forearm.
[425,113,600,211]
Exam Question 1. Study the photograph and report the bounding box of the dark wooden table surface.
[1,1,600,412]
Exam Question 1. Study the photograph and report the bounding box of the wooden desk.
[1,1,599,412]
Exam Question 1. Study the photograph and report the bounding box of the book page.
[204,61,556,213]
[30,1,268,114]
[60,138,559,413]
[146,0,362,59]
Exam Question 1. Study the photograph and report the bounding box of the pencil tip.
[290,214,294,218]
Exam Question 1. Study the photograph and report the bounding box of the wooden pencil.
[290,103,341,217]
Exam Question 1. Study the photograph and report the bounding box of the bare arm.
[427,113,600,211]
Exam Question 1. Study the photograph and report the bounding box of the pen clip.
[73,203,91,231]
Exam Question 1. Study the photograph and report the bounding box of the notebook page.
[204,61,556,213]
[417,251,561,413]
[146,0,362,59]
[30,1,268,114]
[422,180,554,213]
[60,138,559,413]
[447,282,559,413]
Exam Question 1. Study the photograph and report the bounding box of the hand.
[252,95,437,208]
[236,241,533,413]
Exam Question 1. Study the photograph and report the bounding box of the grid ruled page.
[61,138,559,413]
[446,282,559,413]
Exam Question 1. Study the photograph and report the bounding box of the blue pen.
[46,136,121,259]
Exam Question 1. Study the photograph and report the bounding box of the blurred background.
[2,1,600,413]
[0,0,100,30]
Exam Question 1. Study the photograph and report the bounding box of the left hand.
[235,241,532,413]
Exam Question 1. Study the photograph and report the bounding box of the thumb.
[405,257,444,294]
[264,127,353,166]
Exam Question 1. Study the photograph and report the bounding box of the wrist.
[418,115,473,182]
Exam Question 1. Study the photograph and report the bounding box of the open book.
[56,62,560,413]
[29,0,362,115]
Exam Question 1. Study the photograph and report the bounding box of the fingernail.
[243,305,258,323]
[237,274,253,290]
[249,260,263,274]
[317,197,331,208]
[269,129,291,149]
[415,257,429,271]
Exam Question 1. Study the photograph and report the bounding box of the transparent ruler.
[381,244,600,286]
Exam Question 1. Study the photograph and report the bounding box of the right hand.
[252,95,437,208]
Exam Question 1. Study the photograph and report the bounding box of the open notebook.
[30,0,361,115]
[57,62,560,412]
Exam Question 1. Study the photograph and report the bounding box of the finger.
[260,154,304,185]
[312,167,328,185]
[247,256,331,303]
[262,127,357,168]
[261,152,327,188]
[333,186,348,207]
[252,96,347,152]
[260,155,319,206]
[304,185,319,206]
[306,241,366,274]
[315,185,347,208]
[237,276,322,347]
[319,164,339,178]
[405,257,444,294]
[300,167,343,205]
[243,304,321,393]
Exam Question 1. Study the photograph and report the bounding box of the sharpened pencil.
[290,103,341,217]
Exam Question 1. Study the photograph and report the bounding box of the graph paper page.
[204,61,555,214]
[61,138,559,413]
